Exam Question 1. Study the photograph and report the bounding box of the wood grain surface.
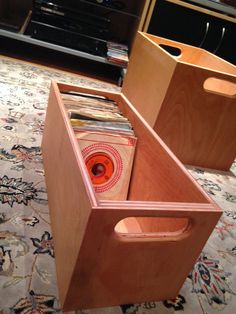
[42,81,222,310]
[122,32,236,170]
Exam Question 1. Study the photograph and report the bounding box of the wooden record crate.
[122,32,236,171]
[42,80,221,311]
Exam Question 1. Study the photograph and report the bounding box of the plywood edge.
[97,200,221,212]
[57,81,121,99]
[139,33,236,76]
[178,50,236,76]
[122,32,177,127]
[51,81,99,207]
[141,32,202,56]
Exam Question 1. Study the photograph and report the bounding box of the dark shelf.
[0,0,147,81]
[35,0,142,19]
[0,33,121,83]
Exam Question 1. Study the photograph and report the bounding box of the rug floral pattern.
[0,56,235,314]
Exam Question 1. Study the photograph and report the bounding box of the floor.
[0,54,236,314]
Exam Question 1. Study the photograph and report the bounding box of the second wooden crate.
[122,32,236,171]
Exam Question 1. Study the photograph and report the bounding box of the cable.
[199,21,210,48]
[213,27,226,54]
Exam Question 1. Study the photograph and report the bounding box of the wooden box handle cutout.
[159,44,182,57]
[203,77,236,98]
[149,35,185,56]
[114,216,191,241]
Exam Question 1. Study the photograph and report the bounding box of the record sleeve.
[75,131,137,200]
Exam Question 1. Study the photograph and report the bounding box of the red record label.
[85,153,114,185]
[82,143,123,193]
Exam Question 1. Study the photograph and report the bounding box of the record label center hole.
[92,163,105,177]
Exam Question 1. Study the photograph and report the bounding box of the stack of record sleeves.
[62,90,137,200]
[62,91,134,135]
[106,41,129,67]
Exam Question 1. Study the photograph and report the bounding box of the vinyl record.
[85,152,114,185]
[82,142,123,193]
[76,131,137,200]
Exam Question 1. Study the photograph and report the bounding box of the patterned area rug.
[0,56,236,314]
